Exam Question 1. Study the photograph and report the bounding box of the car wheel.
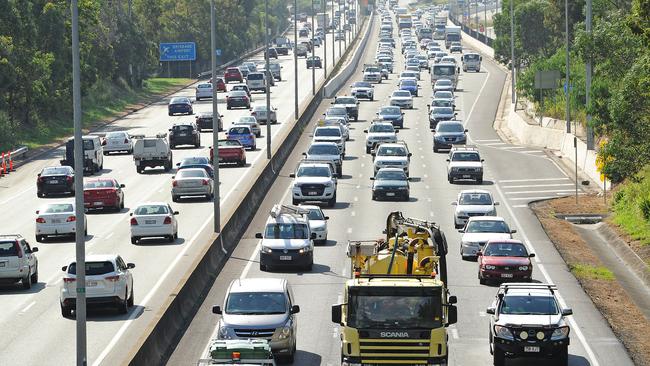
[366,146,371,154]
[556,346,569,366]
[127,287,134,307]
[493,347,505,366]
[35,235,44,243]
[168,235,175,243]
[61,304,72,318]
[31,265,38,284]
[478,177,484,184]
[172,195,179,202]
[238,158,246,167]
[292,198,300,205]
[118,289,129,314]
[103,151,108,156]
[479,276,487,285]
[328,194,337,208]
[285,342,297,363]
[120,199,125,210]
[448,176,454,183]
[370,96,374,101]
[22,271,32,289]
[131,237,138,244]
[433,146,439,153]
[259,263,267,271]
[227,105,231,110]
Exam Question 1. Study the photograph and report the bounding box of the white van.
[462,52,482,72]
[246,72,267,93]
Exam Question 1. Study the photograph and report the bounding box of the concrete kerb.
[126,28,368,366]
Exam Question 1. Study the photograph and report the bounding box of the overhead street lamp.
[510,0,516,104]
[210,0,221,234]
[323,0,328,79]
[294,0,299,120]
[265,0,272,159]
[70,1,87,365]
[332,0,336,65]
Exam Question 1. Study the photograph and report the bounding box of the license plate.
[87,281,97,287]
[51,219,62,224]
[501,273,514,278]
[307,191,318,196]
[386,192,396,196]
[524,346,540,353]
[0,262,5,267]
[145,220,156,224]
[279,256,292,261]
[49,180,59,184]
[462,174,471,178]
[93,202,103,206]
[179,133,187,136]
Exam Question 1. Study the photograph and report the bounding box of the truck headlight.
[518,266,529,271]
[261,246,273,254]
[277,324,292,339]
[551,326,570,340]
[494,325,514,340]
[299,245,312,253]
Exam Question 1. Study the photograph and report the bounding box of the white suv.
[290,162,337,207]
[0,235,38,289]
[452,190,499,229]
[372,141,411,176]
[255,205,315,271]
[364,122,398,154]
[447,146,484,183]
[459,216,516,259]
[312,126,345,156]
[60,254,135,317]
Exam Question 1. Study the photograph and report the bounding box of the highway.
[0,18,359,366]
[167,5,634,366]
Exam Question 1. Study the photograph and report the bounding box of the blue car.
[399,79,419,96]
[376,106,404,128]
[168,97,193,116]
[226,125,256,150]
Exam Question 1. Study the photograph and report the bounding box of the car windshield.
[327,107,347,116]
[308,145,339,155]
[484,242,529,257]
[106,132,127,139]
[134,205,169,215]
[466,220,510,233]
[177,169,207,178]
[68,261,115,276]
[42,203,74,213]
[366,67,380,73]
[232,85,248,91]
[42,167,71,175]
[459,193,492,205]
[377,146,407,156]
[170,97,189,104]
[225,292,287,315]
[353,82,371,88]
[393,91,411,97]
[84,180,115,189]
[306,209,324,220]
[173,125,192,132]
[376,170,407,180]
[452,152,480,161]
[237,116,256,123]
[370,124,395,133]
[432,107,454,114]
[380,107,400,116]
[218,140,242,147]
[401,72,415,78]
[437,80,452,86]
[437,123,464,133]
[297,166,330,177]
[315,128,341,137]
[336,97,356,104]
[435,91,453,99]
[229,127,251,134]
[229,91,247,97]
[264,223,309,239]
[197,84,211,89]
[500,295,559,315]
[401,80,416,86]
[180,157,209,166]
[253,106,268,111]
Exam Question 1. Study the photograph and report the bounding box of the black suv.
[332,95,359,121]
[195,111,223,132]
[169,122,200,148]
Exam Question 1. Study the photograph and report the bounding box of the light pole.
[71,1,87,365]
[265,0,272,159]
[294,0,299,120]
[311,0,316,95]
[210,0,221,233]
[332,0,335,64]
[586,0,594,150]
[338,0,342,58]
[564,0,570,134]
[510,0,516,104]
[323,0,328,79]
[484,1,487,39]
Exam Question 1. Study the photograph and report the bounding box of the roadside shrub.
[639,196,650,222]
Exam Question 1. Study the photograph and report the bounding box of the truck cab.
[462,52,482,72]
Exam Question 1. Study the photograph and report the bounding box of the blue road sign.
[159,42,196,61]
[216,49,222,56]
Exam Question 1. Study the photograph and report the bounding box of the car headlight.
[324,182,333,187]
[261,246,273,254]
[484,264,496,270]
[277,324,292,339]
[312,226,325,232]
[518,266,529,271]
[494,325,514,340]
[397,186,408,190]
[462,241,478,247]
[299,245,312,253]
[551,326,570,340]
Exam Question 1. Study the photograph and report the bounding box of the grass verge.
[532,195,650,366]
[19,77,193,151]
[611,165,650,246]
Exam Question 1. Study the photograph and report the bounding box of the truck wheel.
[292,198,300,206]
[172,195,179,202]
[478,177,484,184]
[556,346,569,366]
[35,235,44,243]
[493,348,505,366]
[328,194,337,208]
[131,237,138,244]
[61,304,72,318]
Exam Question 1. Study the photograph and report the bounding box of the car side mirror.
[448,295,457,304]
[458,229,464,233]
[129,212,133,216]
[168,129,172,131]
[464,129,468,132]
[477,251,483,256]
[408,153,412,157]
[173,211,179,215]
[562,308,573,316]
[212,305,222,314]
[62,266,68,271]
[446,159,450,162]
[511,229,517,234]
[451,201,457,205]
[255,233,263,239]
[31,247,39,253]
[302,152,307,156]
[363,129,368,133]
[37,173,41,177]
[494,202,500,205]
[431,129,436,132]
[331,304,343,324]
[486,307,495,315]
[289,173,295,178]
[311,233,317,240]
[369,177,375,180]
[529,253,536,258]
[35,210,39,214]
[127,263,135,269]
[481,159,485,162]
[171,176,175,179]
[324,216,330,220]
[395,130,399,133]
[291,305,301,314]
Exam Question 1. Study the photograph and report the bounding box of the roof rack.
[450,145,479,151]
[269,204,309,219]
[500,283,558,294]
[0,234,23,239]
[130,133,167,140]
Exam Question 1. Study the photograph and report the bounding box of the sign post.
[534,70,560,126]
[159,42,197,77]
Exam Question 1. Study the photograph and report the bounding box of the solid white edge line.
[492,182,601,366]
[505,189,577,195]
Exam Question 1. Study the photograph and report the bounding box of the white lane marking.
[21,301,36,314]
[493,182,601,366]
[512,204,529,208]
[450,328,459,339]
[473,139,501,142]
[499,177,570,183]
[361,163,365,168]
[481,142,507,146]
[354,196,358,202]
[429,211,434,217]
[425,185,430,189]
[464,68,491,125]
[502,183,575,189]
[351,211,356,217]
[105,232,114,240]
[347,228,353,234]
[423,174,428,178]
[521,150,544,154]
[499,146,526,149]
[509,196,556,201]
[478,311,487,317]
[0,186,34,206]
[505,189,577,195]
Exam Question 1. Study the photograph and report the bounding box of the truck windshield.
[434,65,455,76]
[347,287,443,329]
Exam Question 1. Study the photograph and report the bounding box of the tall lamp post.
[510,0,516,104]
[311,0,316,95]
[265,0,272,159]
[332,0,336,64]
[323,0,328,79]
[71,1,87,364]
[294,0,299,120]
[210,0,221,234]
[338,1,342,58]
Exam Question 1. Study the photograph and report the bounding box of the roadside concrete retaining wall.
[126,16,373,366]
[323,13,375,98]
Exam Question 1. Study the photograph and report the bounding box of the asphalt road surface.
[166,8,634,366]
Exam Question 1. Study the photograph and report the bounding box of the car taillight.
[14,241,23,258]
[202,179,209,186]
[105,275,120,282]
[66,216,76,222]
[36,217,46,224]
[66,176,73,182]
[251,112,256,115]
[163,216,172,225]
[124,138,129,143]
[37,176,43,183]
[172,180,177,187]
[63,277,76,283]
[130,217,138,225]
[101,139,107,146]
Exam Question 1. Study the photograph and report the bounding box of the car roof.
[228,278,286,294]
[265,213,307,225]
[310,141,338,147]
[468,216,506,222]
[134,202,169,208]
[377,167,406,173]
[71,254,118,264]
[459,189,492,195]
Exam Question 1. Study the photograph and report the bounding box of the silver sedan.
[171,168,214,201]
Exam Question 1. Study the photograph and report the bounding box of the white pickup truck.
[132,134,173,173]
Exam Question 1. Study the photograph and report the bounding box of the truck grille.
[359,339,432,363]
[234,328,275,338]
[300,184,325,196]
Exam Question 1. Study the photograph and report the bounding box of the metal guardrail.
[449,16,494,47]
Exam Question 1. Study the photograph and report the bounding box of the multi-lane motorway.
[0,19,359,366]
[166,6,634,366]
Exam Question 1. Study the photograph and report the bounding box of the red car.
[208,77,227,92]
[224,67,243,83]
[83,178,125,211]
[477,239,534,285]
[211,140,246,167]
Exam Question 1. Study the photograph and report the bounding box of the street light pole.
[332,0,335,64]
[311,0,316,96]
[294,0,299,120]
[210,0,221,233]
[265,0,272,159]
[509,0,516,104]
[586,0,594,150]
[338,0,342,58]
[484,1,487,39]
[564,0,570,134]
[323,0,328,79]
[71,1,87,364]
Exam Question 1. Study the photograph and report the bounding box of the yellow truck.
[332,212,457,366]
